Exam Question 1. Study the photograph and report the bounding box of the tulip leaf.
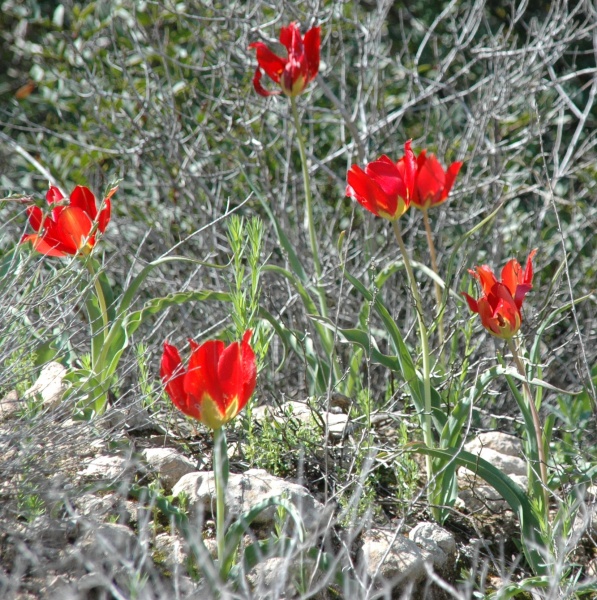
[259,306,330,393]
[230,541,358,594]
[222,496,305,578]
[408,443,546,575]
[263,264,334,354]
[344,270,446,433]
[240,169,308,285]
[124,290,232,338]
[126,484,219,589]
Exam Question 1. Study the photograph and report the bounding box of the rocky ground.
[1,363,595,599]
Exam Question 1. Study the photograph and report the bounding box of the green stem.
[391,220,437,519]
[86,259,109,336]
[422,209,445,355]
[214,426,228,579]
[507,337,550,517]
[289,96,327,320]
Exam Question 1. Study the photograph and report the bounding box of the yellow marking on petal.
[199,394,239,430]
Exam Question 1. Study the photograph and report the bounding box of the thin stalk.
[391,220,438,519]
[86,259,109,336]
[421,208,445,353]
[289,96,327,320]
[214,426,228,579]
[507,337,550,516]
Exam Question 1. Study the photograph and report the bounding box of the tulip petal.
[218,339,243,400]
[249,42,286,84]
[98,199,111,233]
[346,165,381,217]
[401,140,416,200]
[303,26,321,81]
[46,186,64,204]
[160,342,196,416]
[55,206,94,253]
[474,265,499,296]
[279,22,302,54]
[501,258,522,297]
[415,154,445,207]
[442,161,463,200]
[523,249,537,285]
[186,339,225,412]
[26,205,43,231]
[240,330,257,409]
[20,233,69,257]
[462,292,479,314]
[70,186,98,220]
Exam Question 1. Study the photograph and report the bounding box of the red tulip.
[21,185,115,257]
[346,141,416,220]
[411,151,462,210]
[463,250,537,339]
[161,331,257,429]
[249,22,320,97]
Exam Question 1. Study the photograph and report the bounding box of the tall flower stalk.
[507,337,549,514]
[290,96,327,319]
[391,219,436,516]
[346,142,459,521]
[464,250,548,516]
[161,332,257,577]
[410,151,462,354]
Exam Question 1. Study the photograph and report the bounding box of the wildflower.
[161,331,257,430]
[463,250,537,339]
[346,140,416,220]
[249,22,320,97]
[411,151,462,210]
[21,185,115,257]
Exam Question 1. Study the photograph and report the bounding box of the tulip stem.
[421,209,445,355]
[86,259,109,338]
[392,220,437,519]
[213,426,229,579]
[507,337,550,516]
[290,97,327,320]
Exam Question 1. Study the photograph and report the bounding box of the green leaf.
[344,270,446,432]
[259,307,330,394]
[222,496,305,577]
[241,169,308,285]
[409,443,546,575]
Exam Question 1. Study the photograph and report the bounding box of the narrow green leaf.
[409,443,546,575]
[223,497,305,576]
[240,169,308,284]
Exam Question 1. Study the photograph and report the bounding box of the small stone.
[409,522,456,572]
[465,432,522,458]
[172,468,326,531]
[154,532,188,569]
[142,448,197,491]
[76,522,139,562]
[360,528,427,590]
[460,447,527,478]
[24,361,67,409]
[252,401,313,426]
[78,455,135,481]
[0,390,20,420]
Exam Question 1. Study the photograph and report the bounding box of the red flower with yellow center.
[249,22,320,97]
[161,331,257,430]
[463,250,537,339]
[346,141,417,221]
[21,185,115,257]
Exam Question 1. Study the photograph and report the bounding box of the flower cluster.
[463,250,537,339]
[346,141,462,221]
[249,22,320,97]
[21,185,115,257]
